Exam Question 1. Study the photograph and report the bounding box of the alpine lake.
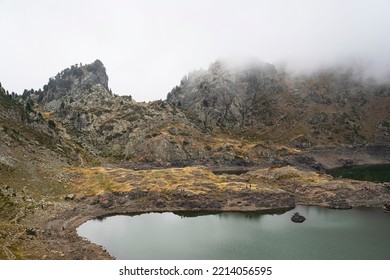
[77,164,390,260]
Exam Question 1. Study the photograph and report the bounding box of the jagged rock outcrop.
[168,60,282,129]
[33,59,110,112]
[167,59,390,146]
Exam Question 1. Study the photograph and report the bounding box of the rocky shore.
[2,163,390,260]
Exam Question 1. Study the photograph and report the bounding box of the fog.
[1,0,390,101]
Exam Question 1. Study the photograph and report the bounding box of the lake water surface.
[328,164,390,182]
[77,206,390,260]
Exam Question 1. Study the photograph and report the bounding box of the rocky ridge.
[16,61,283,166]
[18,59,390,167]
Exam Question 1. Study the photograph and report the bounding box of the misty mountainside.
[6,59,390,167]
[167,59,390,147]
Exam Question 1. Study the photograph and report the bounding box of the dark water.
[77,206,390,260]
[212,169,249,175]
[328,164,390,182]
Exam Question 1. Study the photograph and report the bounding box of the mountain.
[1,59,390,260]
[13,59,390,167]
[22,61,213,165]
[167,59,390,147]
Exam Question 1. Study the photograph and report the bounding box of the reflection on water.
[77,206,390,260]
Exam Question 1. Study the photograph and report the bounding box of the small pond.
[328,164,390,182]
[212,169,250,175]
[77,206,390,260]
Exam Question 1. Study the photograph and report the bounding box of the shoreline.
[43,166,390,260]
[2,150,390,259]
[55,200,389,260]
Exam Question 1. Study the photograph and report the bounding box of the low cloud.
[0,0,389,101]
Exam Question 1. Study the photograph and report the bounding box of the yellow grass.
[66,166,256,196]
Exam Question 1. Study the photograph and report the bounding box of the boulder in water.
[291,212,306,223]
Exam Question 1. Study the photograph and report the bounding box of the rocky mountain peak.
[167,59,390,146]
[167,59,283,129]
[29,59,111,112]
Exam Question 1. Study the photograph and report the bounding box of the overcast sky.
[1,0,390,101]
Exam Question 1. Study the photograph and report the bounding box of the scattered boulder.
[98,195,113,209]
[309,112,329,124]
[26,228,37,236]
[384,203,390,212]
[127,190,148,200]
[291,212,306,223]
[89,196,99,205]
[342,159,354,166]
[64,194,75,200]
[155,199,167,208]
[295,156,315,165]
[100,200,113,209]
